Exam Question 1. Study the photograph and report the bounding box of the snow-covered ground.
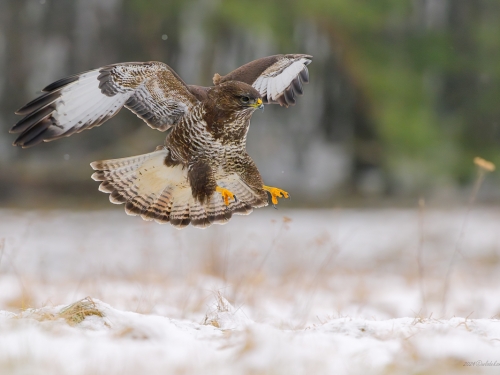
[1,208,500,374]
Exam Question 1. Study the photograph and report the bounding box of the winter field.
[1,207,500,374]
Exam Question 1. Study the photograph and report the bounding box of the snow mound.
[1,297,500,375]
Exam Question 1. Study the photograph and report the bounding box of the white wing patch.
[11,62,198,148]
[51,70,130,137]
[253,57,311,103]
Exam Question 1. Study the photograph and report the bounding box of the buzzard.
[11,54,312,228]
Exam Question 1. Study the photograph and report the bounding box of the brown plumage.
[11,54,312,228]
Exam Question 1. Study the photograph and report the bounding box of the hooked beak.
[252,98,264,111]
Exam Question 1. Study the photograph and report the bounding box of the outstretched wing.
[215,54,312,107]
[11,62,198,148]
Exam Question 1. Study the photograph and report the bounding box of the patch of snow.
[1,299,500,374]
[1,208,500,373]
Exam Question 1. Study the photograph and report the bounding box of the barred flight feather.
[11,62,198,148]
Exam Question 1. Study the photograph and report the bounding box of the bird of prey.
[11,54,312,228]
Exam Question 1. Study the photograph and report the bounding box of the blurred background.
[1,4,500,371]
[1,0,500,208]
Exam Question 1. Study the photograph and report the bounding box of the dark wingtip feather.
[42,75,79,92]
[284,86,296,106]
[299,67,309,83]
[11,105,55,134]
[12,118,53,147]
[20,131,50,148]
[15,91,60,116]
[292,77,303,95]
[277,95,289,108]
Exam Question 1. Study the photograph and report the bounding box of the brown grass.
[59,297,104,326]
[18,297,105,326]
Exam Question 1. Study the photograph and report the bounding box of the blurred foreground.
[1,208,499,374]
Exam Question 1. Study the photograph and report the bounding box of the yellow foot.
[216,186,236,206]
[263,185,289,206]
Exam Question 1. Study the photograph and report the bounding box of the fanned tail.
[90,148,266,229]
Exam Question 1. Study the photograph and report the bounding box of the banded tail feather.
[90,148,264,229]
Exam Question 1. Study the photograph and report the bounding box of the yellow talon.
[216,186,236,206]
[263,185,289,205]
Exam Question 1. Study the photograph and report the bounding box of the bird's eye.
[241,96,250,103]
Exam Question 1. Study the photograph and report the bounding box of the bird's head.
[209,81,263,113]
